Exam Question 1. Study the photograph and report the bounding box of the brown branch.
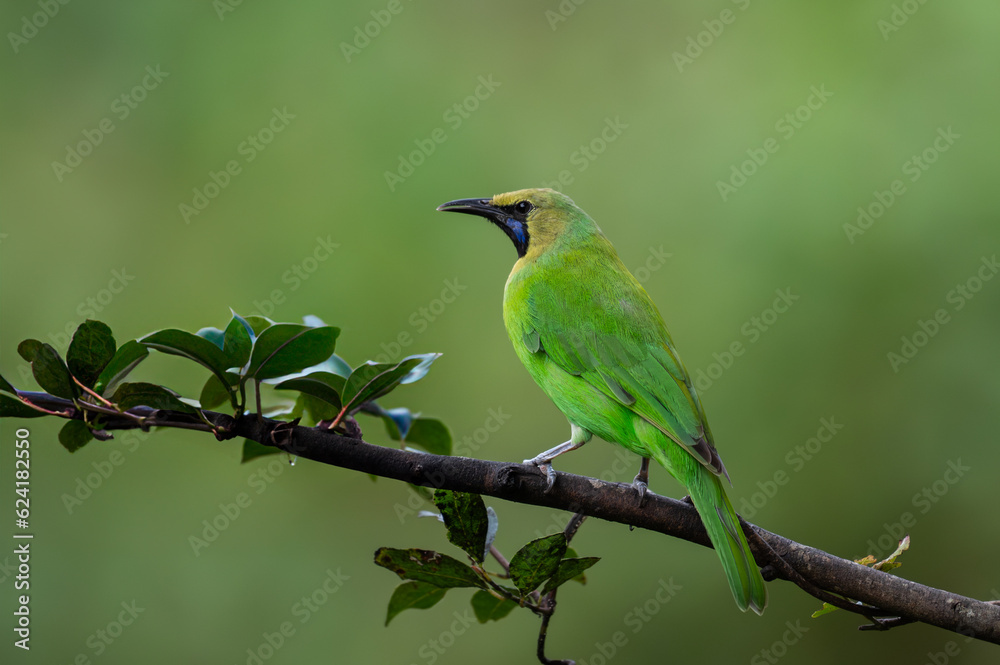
[15,391,1000,646]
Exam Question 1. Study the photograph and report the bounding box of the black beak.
[437,197,530,259]
[436,198,502,222]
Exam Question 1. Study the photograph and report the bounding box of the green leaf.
[67,320,117,389]
[404,418,451,456]
[470,590,517,623]
[140,329,233,386]
[59,420,93,452]
[381,407,415,440]
[196,326,226,349]
[433,490,489,563]
[0,395,46,419]
[94,340,149,396]
[17,339,43,363]
[200,372,238,410]
[811,602,841,618]
[18,340,78,399]
[0,373,17,395]
[541,557,600,594]
[223,314,253,369]
[274,372,345,410]
[243,315,275,336]
[242,439,278,462]
[374,548,485,589]
[385,581,448,626]
[509,534,567,594]
[872,535,910,572]
[245,324,340,382]
[111,382,197,413]
[342,354,440,414]
[296,393,339,425]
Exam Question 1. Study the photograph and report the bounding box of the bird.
[437,188,767,614]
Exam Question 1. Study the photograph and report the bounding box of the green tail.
[651,448,767,614]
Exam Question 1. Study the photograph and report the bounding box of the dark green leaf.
[296,393,339,426]
[19,340,77,399]
[59,420,93,452]
[433,490,489,563]
[242,439,278,462]
[404,418,451,456]
[385,581,448,626]
[17,339,43,363]
[541,557,600,594]
[326,353,353,378]
[246,324,340,382]
[374,548,485,589]
[111,382,197,413]
[200,372,238,410]
[94,340,149,396]
[140,329,233,386]
[0,373,17,395]
[274,372,345,410]
[0,395,46,418]
[67,320,117,389]
[470,590,517,623]
[509,534,567,594]
[342,354,440,414]
[223,315,253,369]
[243,315,275,336]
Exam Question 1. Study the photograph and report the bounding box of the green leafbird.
[437,188,766,614]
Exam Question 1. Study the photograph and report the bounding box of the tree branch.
[16,391,1000,645]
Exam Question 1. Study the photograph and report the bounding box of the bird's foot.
[631,477,648,507]
[681,494,694,505]
[524,457,557,492]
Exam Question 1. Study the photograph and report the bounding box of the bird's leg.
[632,457,651,507]
[524,424,592,491]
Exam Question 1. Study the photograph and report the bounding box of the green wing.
[515,250,727,478]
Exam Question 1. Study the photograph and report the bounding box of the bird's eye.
[515,201,532,215]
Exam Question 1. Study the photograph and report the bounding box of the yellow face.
[438,188,595,262]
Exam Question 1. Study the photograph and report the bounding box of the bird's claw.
[631,477,648,507]
[524,458,557,492]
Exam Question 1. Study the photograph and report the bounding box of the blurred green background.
[2,1,999,663]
